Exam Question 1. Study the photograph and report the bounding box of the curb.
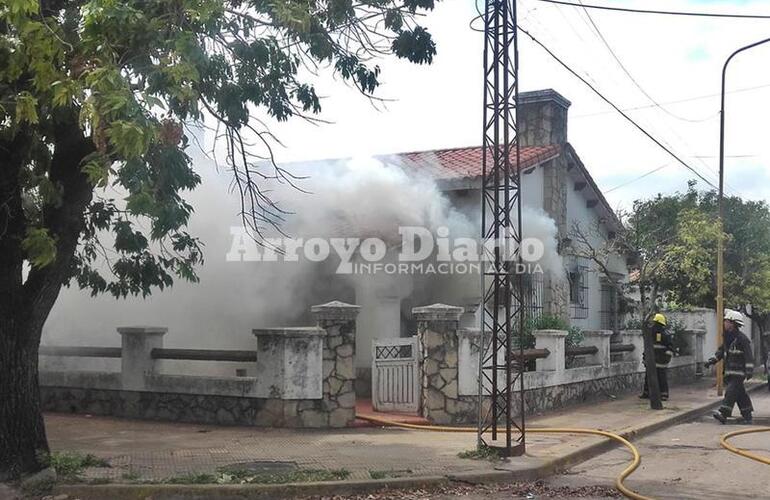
[55,382,767,500]
[536,381,767,474]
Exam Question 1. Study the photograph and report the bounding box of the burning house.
[42,89,630,407]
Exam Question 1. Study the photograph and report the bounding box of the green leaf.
[15,91,39,124]
[81,155,112,187]
[22,228,57,268]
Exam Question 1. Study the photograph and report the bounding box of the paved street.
[543,389,770,500]
[349,389,770,499]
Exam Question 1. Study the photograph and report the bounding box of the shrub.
[514,314,583,349]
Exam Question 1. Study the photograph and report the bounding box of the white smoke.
[42,145,564,374]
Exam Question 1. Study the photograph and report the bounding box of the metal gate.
[372,337,421,413]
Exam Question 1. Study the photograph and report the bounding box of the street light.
[717,36,770,395]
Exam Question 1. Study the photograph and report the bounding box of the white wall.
[669,308,754,363]
[521,166,545,210]
[565,184,627,331]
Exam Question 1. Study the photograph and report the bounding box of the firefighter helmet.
[724,308,745,327]
[652,313,667,326]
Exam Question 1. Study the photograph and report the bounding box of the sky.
[238,0,770,211]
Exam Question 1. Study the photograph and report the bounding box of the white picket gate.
[372,337,421,413]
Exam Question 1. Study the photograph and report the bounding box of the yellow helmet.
[652,313,667,326]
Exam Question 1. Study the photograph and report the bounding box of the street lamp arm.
[721,37,770,125]
[722,37,770,84]
[716,35,770,396]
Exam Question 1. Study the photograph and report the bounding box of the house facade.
[391,89,627,325]
[349,89,629,390]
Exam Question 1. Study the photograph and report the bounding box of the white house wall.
[521,166,545,210]
[566,182,627,331]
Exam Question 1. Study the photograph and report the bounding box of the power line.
[605,164,669,193]
[523,3,726,192]
[572,83,770,118]
[561,3,741,192]
[576,0,703,123]
[537,0,770,19]
[517,24,719,189]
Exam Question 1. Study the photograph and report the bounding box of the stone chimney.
[518,89,571,147]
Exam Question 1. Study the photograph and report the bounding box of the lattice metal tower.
[477,0,525,457]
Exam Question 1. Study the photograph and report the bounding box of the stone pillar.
[457,328,481,396]
[620,330,644,368]
[582,330,613,368]
[413,303,474,425]
[533,330,566,372]
[253,327,326,400]
[693,329,706,375]
[118,326,167,391]
[459,302,479,329]
[312,301,360,428]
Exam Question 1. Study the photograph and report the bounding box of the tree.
[673,191,770,364]
[627,186,770,362]
[0,0,438,479]
[569,195,720,410]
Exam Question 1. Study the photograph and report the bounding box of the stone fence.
[414,304,706,425]
[39,301,359,429]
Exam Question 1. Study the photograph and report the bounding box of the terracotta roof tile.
[384,144,561,180]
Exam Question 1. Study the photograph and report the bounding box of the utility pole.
[477,0,525,457]
[717,37,770,395]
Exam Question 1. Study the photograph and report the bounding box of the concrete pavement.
[44,378,766,499]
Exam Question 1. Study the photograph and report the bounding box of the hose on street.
[356,413,652,500]
[720,426,770,465]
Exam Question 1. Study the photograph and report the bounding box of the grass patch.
[162,468,351,485]
[121,471,141,481]
[368,469,412,480]
[458,445,502,462]
[41,451,110,481]
[87,477,112,485]
[165,473,217,484]
[369,470,386,480]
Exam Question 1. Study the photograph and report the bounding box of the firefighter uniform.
[641,314,675,401]
[709,309,755,424]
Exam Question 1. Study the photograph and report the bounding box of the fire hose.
[720,426,770,465]
[356,413,651,500]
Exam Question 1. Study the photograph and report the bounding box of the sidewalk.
[48,379,764,498]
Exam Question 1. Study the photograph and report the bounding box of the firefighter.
[640,313,675,401]
[706,308,755,424]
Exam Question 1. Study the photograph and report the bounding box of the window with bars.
[568,257,589,320]
[600,280,619,331]
[522,272,544,321]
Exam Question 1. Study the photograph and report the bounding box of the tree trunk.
[638,286,662,410]
[0,115,93,480]
[0,320,49,480]
[642,321,663,410]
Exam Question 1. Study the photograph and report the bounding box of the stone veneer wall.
[40,387,324,427]
[414,304,481,425]
[39,301,360,429]
[312,301,359,428]
[517,363,697,415]
[414,306,703,425]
